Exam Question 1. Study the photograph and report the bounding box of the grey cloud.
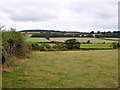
[1,2,61,22]
[0,0,118,32]
[66,2,117,19]
[63,2,117,29]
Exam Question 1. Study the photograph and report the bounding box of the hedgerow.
[2,29,31,64]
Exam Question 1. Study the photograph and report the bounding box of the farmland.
[2,33,119,88]
[26,38,50,42]
[47,44,113,49]
[26,37,117,49]
[80,44,113,49]
[50,38,118,43]
[103,38,119,41]
[26,37,118,43]
[2,50,118,88]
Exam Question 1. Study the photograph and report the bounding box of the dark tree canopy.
[64,39,80,49]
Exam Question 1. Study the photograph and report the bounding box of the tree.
[45,35,50,40]
[97,31,100,34]
[87,40,90,43]
[64,39,80,49]
[95,35,101,38]
[90,31,94,34]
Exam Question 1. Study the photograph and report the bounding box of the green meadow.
[26,38,50,42]
[80,44,113,49]
[3,50,118,88]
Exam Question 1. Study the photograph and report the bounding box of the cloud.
[0,0,118,32]
[63,2,118,30]
[1,2,61,22]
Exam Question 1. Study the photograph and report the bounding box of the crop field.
[26,38,50,42]
[50,38,117,43]
[3,50,118,88]
[80,44,113,49]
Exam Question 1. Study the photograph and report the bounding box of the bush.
[64,39,80,49]
[87,40,90,44]
[45,36,50,40]
[31,42,40,50]
[112,42,117,49]
[2,29,31,64]
[40,43,52,51]
[30,42,53,51]
[53,43,68,51]
[102,42,106,44]
[53,39,80,50]
[112,42,120,49]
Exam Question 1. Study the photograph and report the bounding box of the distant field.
[48,44,113,49]
[81,44,113,49]
[26,38,50,42]
[26,37,118,43]
[3,50,118,88]
[50,38,117,43]
[103,38,119,41]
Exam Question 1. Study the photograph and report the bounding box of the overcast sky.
[0,0,119,32]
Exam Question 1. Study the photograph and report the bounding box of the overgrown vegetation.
[2,28,31,65]
[64,39,80,49]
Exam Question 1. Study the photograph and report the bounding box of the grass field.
[50,38,117,43]
[103,38,119,41]
[80,44,113,49]
[26,38,50,42]
[3,50,118,88]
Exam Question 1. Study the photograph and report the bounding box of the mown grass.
[26,38,50,42]
[80,44,113,49]
[2,50,118,88]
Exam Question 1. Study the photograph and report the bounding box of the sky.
[0,0,119,32]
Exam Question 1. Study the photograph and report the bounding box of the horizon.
[19,29,119,33]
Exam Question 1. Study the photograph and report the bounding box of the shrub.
[15,42,31,58]
[31,42,40,50]
[64,39,80,49]
[111,42,119,49]
[2,29,31,64]
[45,36,50,40]
[39,45,47,51]
[87,40,90,44]
[30,42,53,51]
[102,42,106,44]
[40,43,52,51]
[53,43,68,51]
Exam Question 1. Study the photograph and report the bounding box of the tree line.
[20,30,120,38]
